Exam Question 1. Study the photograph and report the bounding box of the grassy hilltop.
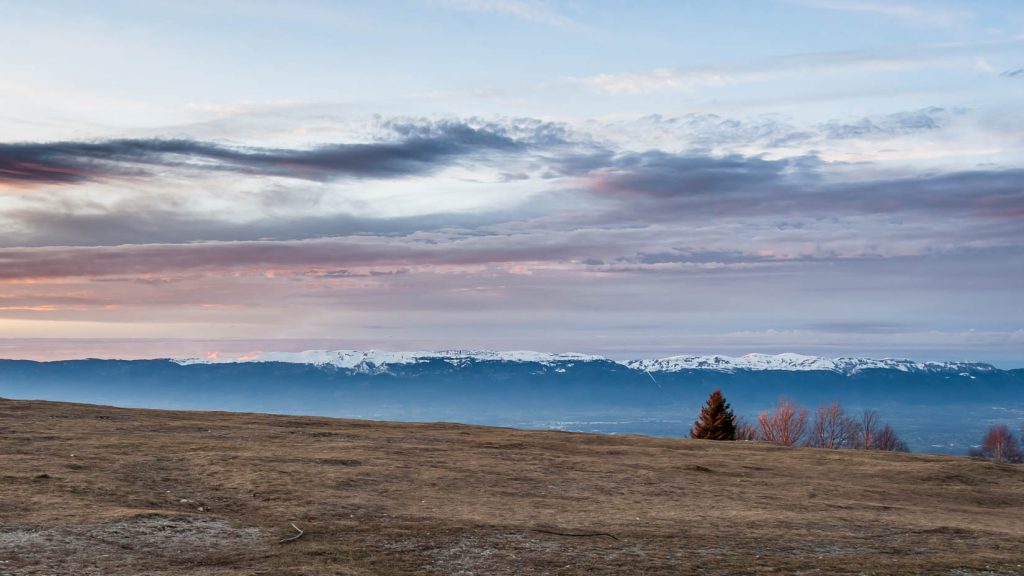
[1,399,1022,575]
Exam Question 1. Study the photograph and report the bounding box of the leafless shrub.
[969,424,1023,463]
[844,409,908,452]
[851,410,880,450]
[872,424,909,452]
[734,415,760,441]
[806,401,858,449]
[758,398,808,446]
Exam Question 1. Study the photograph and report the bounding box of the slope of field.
[1,399,1022,575]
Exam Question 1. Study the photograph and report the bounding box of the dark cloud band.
[0,120,537,186]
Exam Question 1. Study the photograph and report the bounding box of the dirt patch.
[0,515,262,575]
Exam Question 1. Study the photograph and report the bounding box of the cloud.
[790,0,969,27]
[2,205,525,248]
[0,119,560,187]
[6,119,1021,254]
[1,114,1020,327]
[3,193,1021,283]
[582,68,727,95]
[594,108,961,155]
[0,233,588,280]
[576,149,1024,222]
[578,39,997,96]
[628,114,812,149]
[803,321,909,334]
[435,0,573,27]
[578,50,935,95]
[2,240,1020,365]
[820,107,951,139]
[583,151,798,200]
[1001,67,1024,78]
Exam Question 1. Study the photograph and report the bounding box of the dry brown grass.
[1,398,1022,575]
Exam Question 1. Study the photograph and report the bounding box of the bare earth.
[1,399,1022,575]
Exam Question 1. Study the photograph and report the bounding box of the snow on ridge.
[174,349,606,368]
[625,353,992,374]
[172,350,993,374]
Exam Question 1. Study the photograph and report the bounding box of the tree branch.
[279,522,304,543]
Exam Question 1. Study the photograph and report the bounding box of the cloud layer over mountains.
[1,1,1021,364]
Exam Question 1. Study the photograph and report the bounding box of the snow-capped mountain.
[622,353,995,375]
[175,349,605,369]
[174,349,994,376]
[3,351,1020,456]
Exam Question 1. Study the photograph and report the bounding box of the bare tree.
[872,424,909,452]
[758,398,808,446]
[852,409,881,450]
[734,415,760,441]
[844,410,909,452]
[970,424,1023,463]
[807,401,857,449]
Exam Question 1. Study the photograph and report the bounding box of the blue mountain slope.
[1,354,1021,454]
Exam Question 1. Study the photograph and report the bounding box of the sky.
[0,0,1022,365]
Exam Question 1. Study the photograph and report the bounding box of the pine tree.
[691,389,737,441]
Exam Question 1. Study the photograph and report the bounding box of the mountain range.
[176,349,995,376]
[2,350,1021,455]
